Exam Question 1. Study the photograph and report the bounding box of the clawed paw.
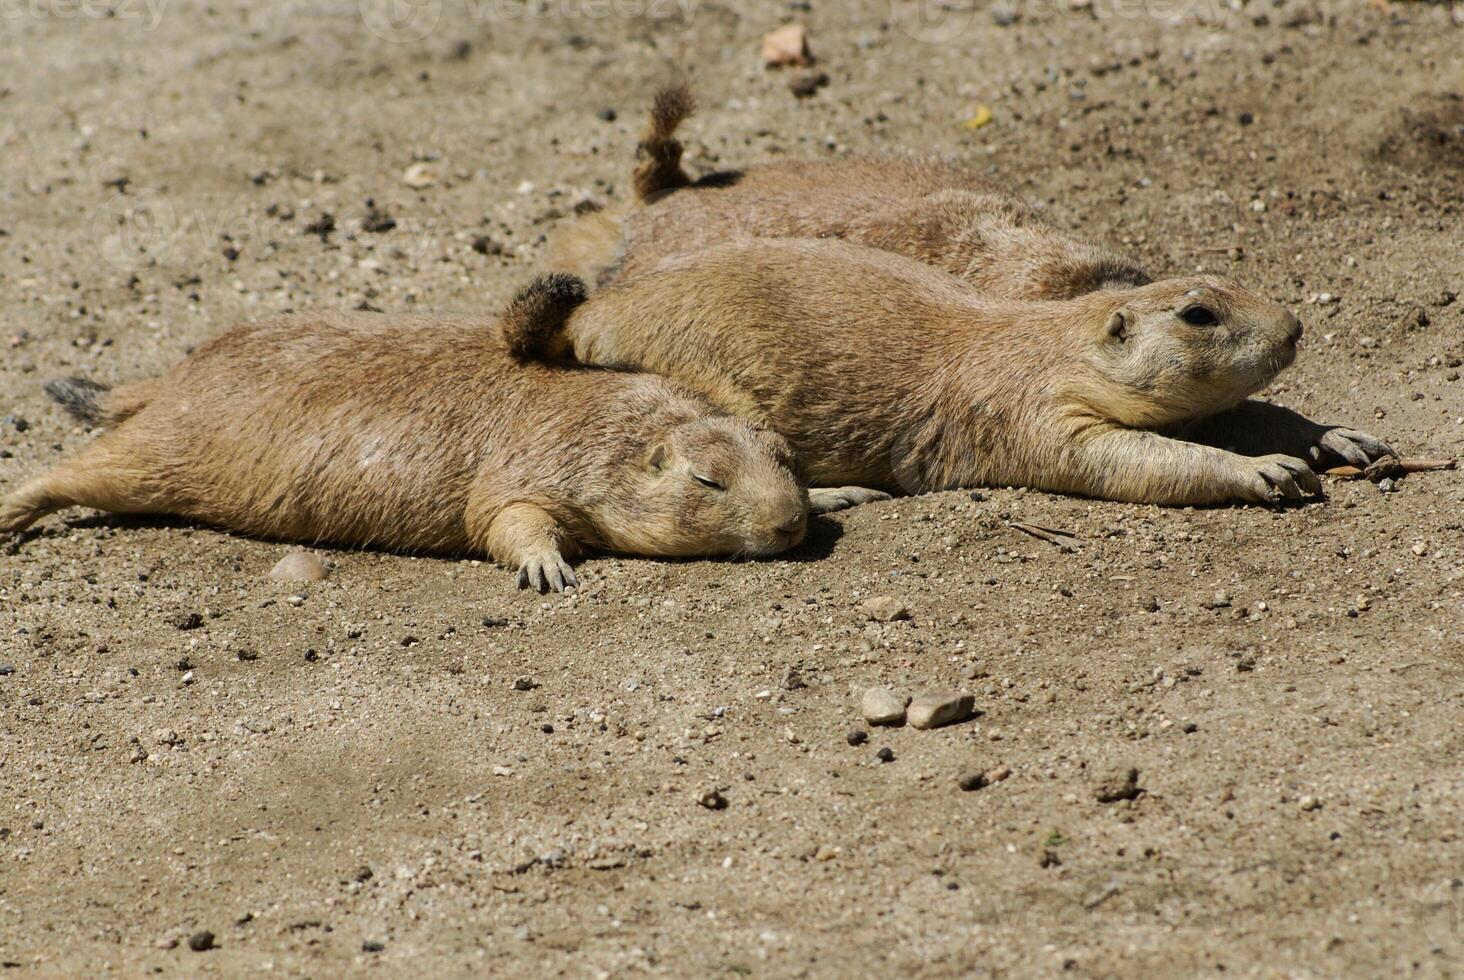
[515,553,578,594]
[1313,428,1396,469]
[1234,454,1322,503]
[808,486,893,515]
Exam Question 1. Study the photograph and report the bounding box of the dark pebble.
[597,107,617,121]
[303,649,319,662]
[788,70,830,99]
[354,866,374,882]
[969,491,985,502]
[1183,722,1198,733]
[304,213,336,241]
[187,930,215,952]
[362,941,385,953]
[540,724,554,734]
[846,729,868,746]
[481,616,508,627]
[221,246,240,262]
[958,772,988,792]
[6,416,29,433]
[1238,111,1254,125]
[172,613,203,631]
[236,650,258,662]
[876,746,895,763]
[471,235,503,256]
[0,665,13,676]
[362,201,397,234]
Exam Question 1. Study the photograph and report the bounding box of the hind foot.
[809,486,892,515]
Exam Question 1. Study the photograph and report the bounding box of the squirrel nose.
[775,507,807,537]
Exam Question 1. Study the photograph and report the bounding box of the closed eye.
[1180,305,1220,327]
[693,474,725,491]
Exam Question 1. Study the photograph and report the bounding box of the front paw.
[808,486,893,514]
[515,552,578,593]
[1312,427,1396,468]
[1227,454,1323,503]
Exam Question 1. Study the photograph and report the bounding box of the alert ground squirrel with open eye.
[549,82,1150,300]
[523,239,1394,506]
[0,274,810,591]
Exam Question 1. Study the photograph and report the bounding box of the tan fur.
[1,277,809,590]
[536,238,1395,506]
[550,86,1149,300]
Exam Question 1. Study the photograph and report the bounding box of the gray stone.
[860,687,909,726]
[861,596,910,622]
[907,691,975,730]
[269,551,329,582]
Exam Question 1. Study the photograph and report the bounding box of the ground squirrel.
[517,240,1394,506]
[549,82,1149,300]
[1,275,810,591]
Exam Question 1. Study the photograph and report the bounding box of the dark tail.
[632,82,696,203]
[500,273,589,361]
[44,377,110,425]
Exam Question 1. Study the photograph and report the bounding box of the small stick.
[1010,521,1081,552]
[1324,458,1456,479]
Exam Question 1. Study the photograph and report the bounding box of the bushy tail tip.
[500,273,588,361]
[633,81,696,202]
[43,376,109,425]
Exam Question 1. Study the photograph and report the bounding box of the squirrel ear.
[645,443,669,471]
[1105,309,1131,343]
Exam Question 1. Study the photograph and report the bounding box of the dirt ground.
[2,0,1462,975]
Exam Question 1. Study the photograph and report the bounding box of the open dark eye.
[693,474,725,491]
[1180,305,1220,327]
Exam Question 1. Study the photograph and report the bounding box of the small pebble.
[860,596,910,622]
[171,612,204,631]
[513,676,539,691]
[1299,794,1322,811]
[957,772,988,792]
[402,162,440,189]
[761,23,812,67]
[1094,766,1142,803]
[875,746,895,763]
[269,551,329,582]
[187,931,215,952]
[860,687,909,726]
[788,70,829,98]
[846,729,869,746]
[696,788,728,810]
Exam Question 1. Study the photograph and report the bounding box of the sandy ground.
[2,0,1463,975]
